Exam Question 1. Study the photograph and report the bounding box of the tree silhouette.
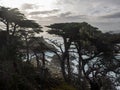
[29,37,57,67]
[47,22,120,90]
[0,6,25,36]
[17,20,42,62]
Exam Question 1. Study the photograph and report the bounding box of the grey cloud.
[29,12,87,25]
[101,12,120,18]
[30,11,87,22]
[48,13,87,21]
[90,21,120,32]
[59,12,72,17]
[59,12,87,20]
[56,0,120,16]
[27,0,120,31]
[65,15,87,20]
[57,0,74,5]
[57,0,120,5]
[57,11,86,19]
[102,0,120,5]
[29,9,60,15]
[21,3,39,10]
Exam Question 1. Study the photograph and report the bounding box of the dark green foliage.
[0,63,37,90]
[51,81,76,90]
[0,6,25,26]
[0,6,44,90]
[18,20,41,28]
[47,22,101,40]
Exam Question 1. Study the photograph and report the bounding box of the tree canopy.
[47,22,120,90]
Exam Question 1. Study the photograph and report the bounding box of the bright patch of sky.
[0,0,57,9]
[0,0,120,32]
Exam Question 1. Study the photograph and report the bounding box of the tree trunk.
[34,52,40,68]
[25,37,29,62]
[61,60,67,81]
[67,52,71,82]
[78,53,82,81]
[42,52,45,67]
[11,24,17,37]
[90,80,101,90]
[60,37,72,82]
[61,47,70,82]
[75,42,85,90]
[6,22,9,36]
[6,22,10,60]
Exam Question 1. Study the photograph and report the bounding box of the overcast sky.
[0,0,120,32]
